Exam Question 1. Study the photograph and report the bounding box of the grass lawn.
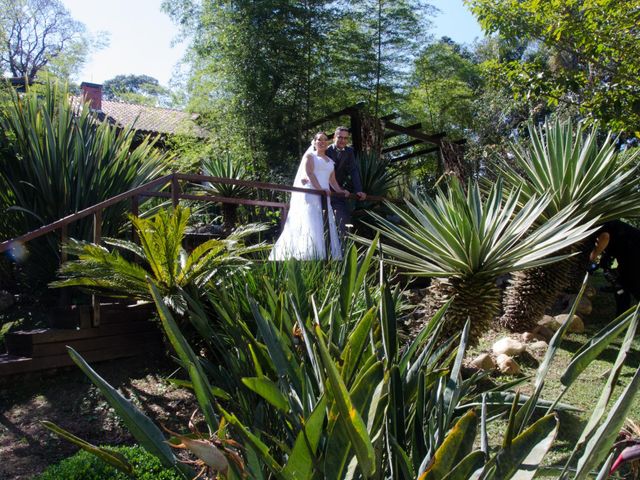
[472,272,640,478]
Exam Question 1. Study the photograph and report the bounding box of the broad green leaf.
[340,307,376,386]
[561,305,638,386]
[493,414,558,479]
[41,420,133,475]
[66,347,181,471]
[149,280,218,431]
[282,396,327,478]
[242,377,290,412]
[218,405,288,480]
[314,324,376,477]
[441,451,485,480]
[421,409,478,480]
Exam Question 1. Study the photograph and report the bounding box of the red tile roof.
[72,96,209,138]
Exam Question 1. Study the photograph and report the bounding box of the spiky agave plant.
[499,118,640,331]
[201,154,253,229]
[366,179,594,343]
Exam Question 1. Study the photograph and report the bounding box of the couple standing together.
[270,127,367,260]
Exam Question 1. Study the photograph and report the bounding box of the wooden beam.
[389,146,440,163]
[305,102,365,130]
[379,113,399,121]
[382,139,424,154]
[385,121,446,144]
[383,122,422,140]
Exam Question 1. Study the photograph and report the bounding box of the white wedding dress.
[269,152,342,260]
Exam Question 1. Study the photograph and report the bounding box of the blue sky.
[62,0,483,88]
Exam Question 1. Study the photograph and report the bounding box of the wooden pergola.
[306,102,469,182]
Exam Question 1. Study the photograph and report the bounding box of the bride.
[270,132,350,260]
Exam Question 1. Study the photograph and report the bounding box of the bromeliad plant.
[364,178,595,343]
[45,241,640,479]
[51,206,267,314]
[499,118,640,331]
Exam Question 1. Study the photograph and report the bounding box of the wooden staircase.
[0,302,162,377]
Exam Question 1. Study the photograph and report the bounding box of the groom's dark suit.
[326,144,363,236]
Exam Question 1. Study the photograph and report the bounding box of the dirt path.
[0,353,196,480]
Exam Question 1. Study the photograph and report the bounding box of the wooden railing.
[0,172,385,326]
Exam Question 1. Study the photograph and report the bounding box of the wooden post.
[171,173,180,208]
[349,110,363,158]
[92,210,102,327]
[131,195,139,244]
[59,225,69,307]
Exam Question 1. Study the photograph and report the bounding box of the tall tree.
[465,0,640,134]
[0,0,101,80]
[162,0,434,176]
[163,0,327,174]
[103,74,172,107]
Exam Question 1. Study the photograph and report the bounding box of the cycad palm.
[499,119,640,331]
[367,179,594,343]
[51,206,266,314]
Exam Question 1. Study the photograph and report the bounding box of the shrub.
[35,445,183,480]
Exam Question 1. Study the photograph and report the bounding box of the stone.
[554,313,585,333]
[496,354,521,375]
[517,350,540,368]
[529,340,549,351]
[538,315,560,331]
[585,284,597,298]
[561,295,593,316]
[492,337,525,356]
[532,325,555,341]
[521,332,537,342]
[471,353,496,371]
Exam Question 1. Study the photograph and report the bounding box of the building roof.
[97,100,209,138]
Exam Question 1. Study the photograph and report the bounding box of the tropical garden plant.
[201,154,253,229]
[363,178,595,343]
[0,81,166,286]
[51,206,267,315]
[498,118,640,331]
[45,243,640,479]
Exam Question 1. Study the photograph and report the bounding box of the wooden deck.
[0,302,162,377]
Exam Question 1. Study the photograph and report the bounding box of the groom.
[326,126,367,237]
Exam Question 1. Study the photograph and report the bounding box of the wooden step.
[0,300,163,377]
[0,337,163,377]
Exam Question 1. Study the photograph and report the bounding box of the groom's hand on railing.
[356,191,367,200]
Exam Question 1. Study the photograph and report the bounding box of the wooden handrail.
[1,172,387,254]
[0,174,173,253]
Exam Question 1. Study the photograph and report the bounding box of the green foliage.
[162,0,432,175]
[34,445,184,480]
[369,178,595,278]
[0,0,105,80]
[51,206,267,314]
[408,38,483,137]
[466,0,640,133]
[0,82,165,286]
[501,118,640,224]
[103,74,173,107]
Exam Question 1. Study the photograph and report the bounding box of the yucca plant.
[201,154,253,229]
[0,81,166,286]
[51,206,267,314]
[499,118,640,331]
[364,178,595,343]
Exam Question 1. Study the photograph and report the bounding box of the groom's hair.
[334,126,349,136]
